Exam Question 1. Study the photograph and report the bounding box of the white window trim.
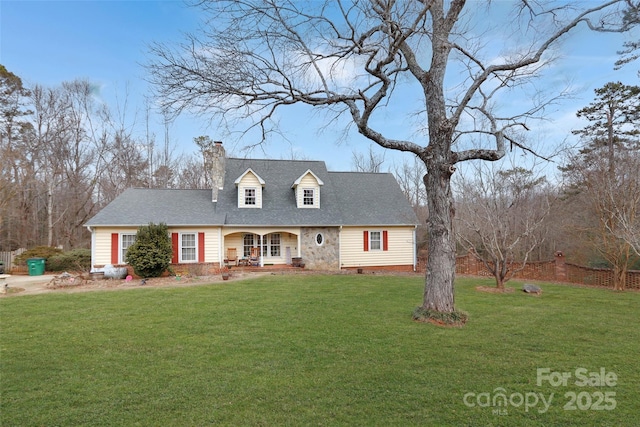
[244,187,257,206]
[179,232,198,263]
[120,233,137,264]
[369,230,382,251]
[302,188,315,206]
[243,233,256,258]
[315,232,324,246]
[267,233,281,258]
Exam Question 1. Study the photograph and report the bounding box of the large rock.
[522,283,542,294]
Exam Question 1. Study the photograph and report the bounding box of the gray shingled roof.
[85,158,418,227]
[85,189,226,227]
[330,171,419,226]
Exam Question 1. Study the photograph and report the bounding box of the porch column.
[260,234,265,267]
[219,229,223,266]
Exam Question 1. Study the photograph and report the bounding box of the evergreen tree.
[571,82,640,173]
[126,222,173,278]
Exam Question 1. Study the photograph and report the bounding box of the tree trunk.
[421,161,456,313]
[47,182,53,247]
[612,264,627,291]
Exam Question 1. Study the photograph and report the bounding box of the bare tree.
[455,162,552,289]
[97,128,150,203]
[176,153,209,189]
[29,80,111,248]
[148,0,635,315]
[394,156,428,249]
[0,65,34,250]
[614,1,640,70]
[352,146,385,172]
[606,152,640,257]
[562,82,640,290]
[149,116,180,189]
[563,148,639,290]
[616,209,640,257]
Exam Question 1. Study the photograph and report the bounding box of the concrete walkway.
[1,274,56,294]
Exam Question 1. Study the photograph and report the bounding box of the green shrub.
[15,246,63,266]
[125,223,173,278]
[46,249,92,272]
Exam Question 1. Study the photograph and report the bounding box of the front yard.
[1,275,638,426]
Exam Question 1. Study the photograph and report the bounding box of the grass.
[1,275,638,426]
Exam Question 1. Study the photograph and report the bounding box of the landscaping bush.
[46,249,92,272]
[125,223,173,278]
[14,246,63,266]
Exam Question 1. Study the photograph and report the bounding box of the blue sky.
[1,1,638,173]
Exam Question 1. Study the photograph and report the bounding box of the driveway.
[0,271,270,297]
[1,274,56,295]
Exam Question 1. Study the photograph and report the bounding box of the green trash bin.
[26,258,46,276]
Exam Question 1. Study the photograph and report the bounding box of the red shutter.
[111,233,119,264]
[198,232,205,262]
[171,233,179,264]
[383,230,388,251]
[363,230,369,252]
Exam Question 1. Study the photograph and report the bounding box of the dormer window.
[235,168,265,208]
[303,189,314,206]
[292,170,323,209]
[245,188,256,205]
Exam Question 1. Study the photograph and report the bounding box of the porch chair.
[226,248,238,266]
[249,247,260,267]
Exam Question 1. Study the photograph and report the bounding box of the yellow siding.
[93,227,138,266]
[92,226,221,266]
[237,172,263,208]
[198,228,220,263]
[340,226,415,268]
[296,173,320,208]
[223,234,244,258]
[168,227,220,263]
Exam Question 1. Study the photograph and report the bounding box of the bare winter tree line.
[369,81,640,290]
[0,65,210,251]
[2,60,638,293]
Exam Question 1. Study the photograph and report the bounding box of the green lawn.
[1,275,638,426]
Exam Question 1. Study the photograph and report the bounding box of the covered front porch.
[221,228,301,268]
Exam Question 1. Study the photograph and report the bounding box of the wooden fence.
[0,248,26,273]
[418,251,640,290]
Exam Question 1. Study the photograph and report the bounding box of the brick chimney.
[204,141,226,202]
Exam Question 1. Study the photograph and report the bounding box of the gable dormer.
[292,170,324,209]
[235,168,265,208]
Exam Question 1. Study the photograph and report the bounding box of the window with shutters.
[181,233,197,262]
[364,230,388,252]
[121,234,136,263]
[369,231,382,251]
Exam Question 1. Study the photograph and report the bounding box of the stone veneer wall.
[301,227,340,270]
